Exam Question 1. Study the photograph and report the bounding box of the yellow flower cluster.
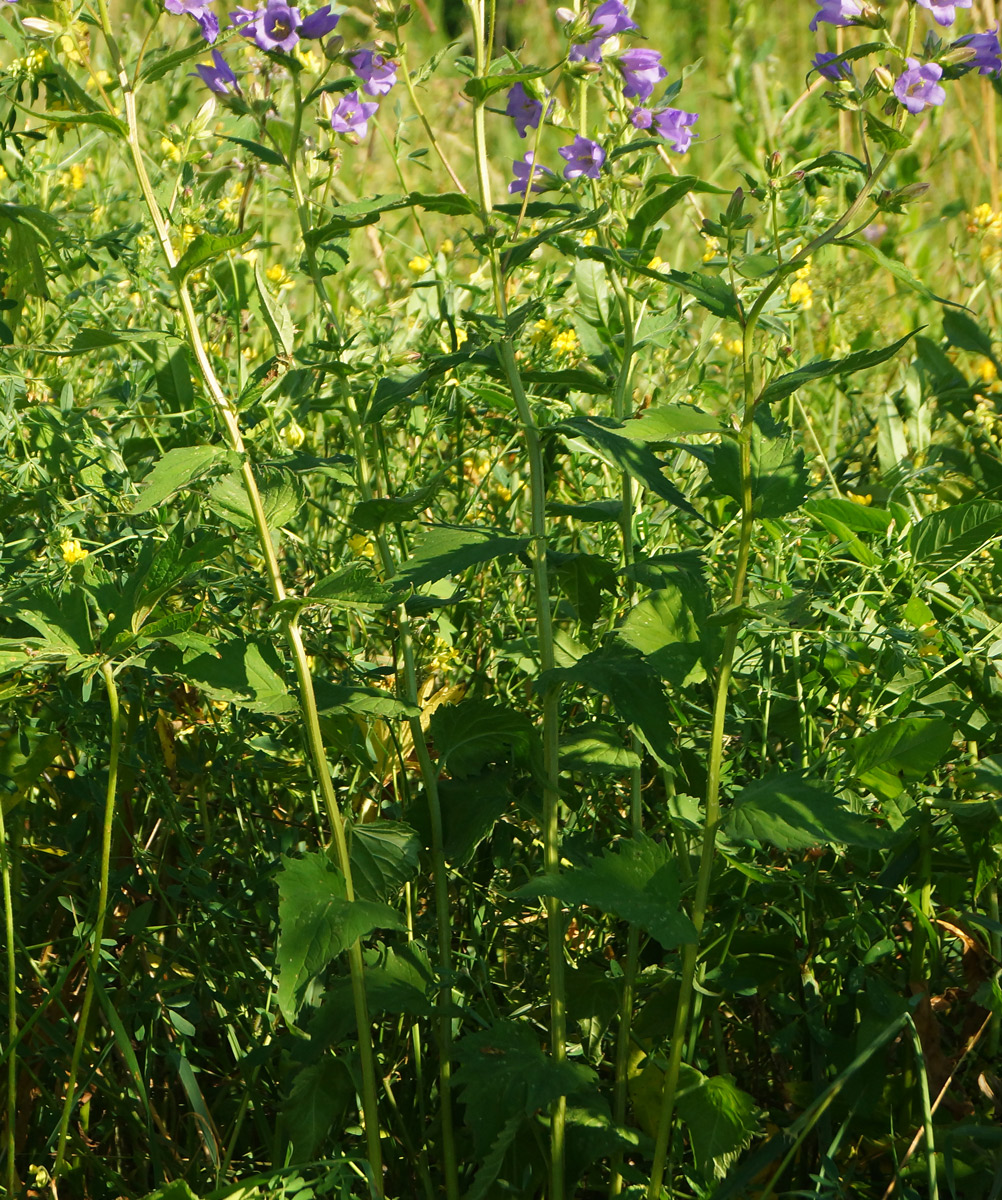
[348,533,376,559]
[724,337,743,356]
[551,329,580,357]
[702,235,720,262]
[59,162,88,192]
[580,229,598,247]
[266,263,295,291]
[408,255,431,274]
[532,318,556,344]
[968,203,1002,238]
[788,277,813,309]
[217,178,246,220]
[60,538,88,565]
[428,637,462,675]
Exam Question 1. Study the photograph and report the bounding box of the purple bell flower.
[191,48,239,93]
[350,50,398,96]
[916,0,971,26]
[652,107,699,152]
[570,0,638,63]
[893,57,946,113]
[509,151,555,194]
[505,82,544,138]
[809,0,863,31]
[558,135,606,180]
[618,48,667,100]
[164,0,219,43]
[953,27,1002,74]
[813,51,852,80]
[330,89,379,138]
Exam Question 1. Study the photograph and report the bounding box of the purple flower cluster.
[631,105,699,152]
[569,0,637,63]
[351,50,398,95]
[558,135,606,180]
[809,0,862,32]
[618,48,667,100]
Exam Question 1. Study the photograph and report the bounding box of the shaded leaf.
[430,698,537,777]
[726,775,886,850]
[349,820,421,902]
[132,445,226,514]
[758,330,918,406]
[843,717,954,801]
[392,525,529,589]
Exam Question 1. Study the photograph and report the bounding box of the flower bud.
[323,34,344,59]
[856,4,885,27]
[941,44,977,66]
[555,6,575,23]
[568,59,604,76]
[873,65,894,91]
[22,16,62,34]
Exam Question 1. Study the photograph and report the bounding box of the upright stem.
[53,663,122,1180]
[0,796,18,1196]
[96,19,384,1184]
[467,4,566,1195]
[646,150,899,1199]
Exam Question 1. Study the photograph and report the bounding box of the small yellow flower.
[647,255,665,272]
[490,484,513,505]
[531,318,555,345]
[787,278,813,310]
[580,229,598,247]
[428,637,462,675]
[710,330,723,346]
[724,338,743,356]
[292,45,320,72]
[794,257,812,281]
[60,538,89,565]
[265,263,295,291]
[161,137,182,162]
[551,329,580,357]
[281,419,306,449]
[978,357,998,383]
[408,255,432,274]
[0,163,8,183]
[847,491,872,506]
[968,203,1002,238]
[348,534,376,559]
[440,238,455,254]
[701,235,720,262]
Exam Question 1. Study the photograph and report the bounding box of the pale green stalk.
[53,663,122,1180]
[467,3,566,1190]
[90,13,385,1183]
[645,155,897,1198]
[0,796,17,1196]
[285,84,459,1198]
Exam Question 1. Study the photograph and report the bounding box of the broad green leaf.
[297,562,396,611]
[515,834,696,949]
[942,308,995,359]
[805,497,893,535]
[253,261,295,356]
[0,729,62,814]
[22,108,127,136]
[68,327,170,354]
[224,135,286,167]
[352,481,441,532]
[139,41,216,83]
[758,331,918,406]
[910,501,1002,569]
[621,403,721,441]
[554,417,698,517]
[842,238,962,308]
[349,820,421,902]
[561,723,642,776]
[313,682,419,720]
[147,638,295,714]
[171,230,254,286]
[276,851,404,1022]
[665,269,741,319]
[461,63,555,103]
[547,499,623,523]
[726,775,886,850]
[16,590,93,655]
[429,698,537,777]
[392,525,529,589]
[843,717,954,801]
[453,1022,598,1155]
[437,770,513,865]
[538,644,675,767]
[282,1058,353,1162]
[206,469,301,532]
[625,176,729,250]
[132,446,226,514]
[617,584,706,685]
[707,417,808,518]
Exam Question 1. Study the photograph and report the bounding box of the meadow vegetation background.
[2,0,1002,1197]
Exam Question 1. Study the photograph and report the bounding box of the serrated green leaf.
[206,469,301,532]
[843,717,954,801]
[349,820,421,902]
[430,698,537,777]
[561,723,642,775]
[910,501,1002,569]
[758,330,918,406]
[515,834,696,948]
[171,230,254,286]
[726,775,886,849]
[392,525,529,589]
[282,1058,353,1163]
[276,852,404,1022]
[132,445,226,514]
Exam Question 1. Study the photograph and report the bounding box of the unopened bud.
[569,59,604,76]
[318,92,336,122]
[323,34,344,58]
[873,64,894,91]
[942,44,978,66]
[766,150,783,176]
[856,4,885,27]
[22,16,62,33]
[555,6,575,23]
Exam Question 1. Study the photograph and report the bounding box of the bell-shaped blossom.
[953,27,1002,74]
[813,51,852,80]
[165,0,219,43]
[652,106,699,152]
[570,0,638,63]
[330,89,379,138]
[191,49,239,93]
[893,57,946,112]
[506,82,544,138]
[618,48,667,100]
[558,135,606,180]
[232,0,337,52]
[916,0,971,26]
[350,50,398,96]
[508,151,554,194]
[809,0,863,32]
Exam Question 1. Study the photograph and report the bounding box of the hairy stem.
[53,663,122,1180]
[0,794,17,1196]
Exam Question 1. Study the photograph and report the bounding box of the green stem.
[0,794,17,1196]
[53,662,122,1180]
[96,27,385,1184]
[646,147,900,1200]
